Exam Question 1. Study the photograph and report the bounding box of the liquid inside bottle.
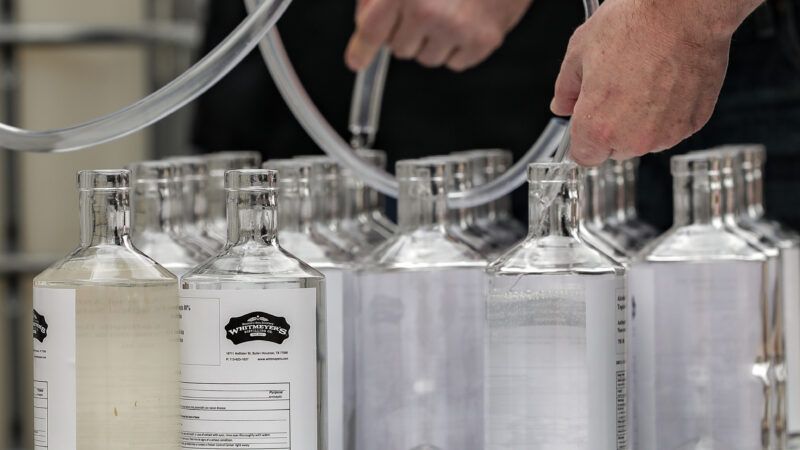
[631,153,770,450]
[356,158,486,450]
[33,169,180,450]
[180,169,325,450]
[485,162,628,450]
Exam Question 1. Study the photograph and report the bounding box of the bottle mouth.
[77,169,130,191]
[396,158,451,184]
[224,169,279,192]
[671,153,722,178]
[165,156,209,181]
[205,151,262,177]
[527,162,581,184]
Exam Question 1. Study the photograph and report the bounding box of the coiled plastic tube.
[250,0,596,208]
[0,0,290,153]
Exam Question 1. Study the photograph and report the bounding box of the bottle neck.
[278,184,313,234]
[608,166,628,223]
[673,172,724,227]
[744,166,766,219]
[342,178,368,221]
[226,190,279,246]
[182,178,209,228]
[398,178,449,232]
[133,181,183,234]
[313,179,343,228]
[624,163,639,219]
[528,180,580,239]
[583,171,606,227]
[208,175,226,222]
[80,190,132,247]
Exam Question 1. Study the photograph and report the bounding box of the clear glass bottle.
[264,158,355,450]
[732,144,800,445]
[127,161,206,277]
[167,155,224,256]
[33,169,180,450]
[204,150,262,242]
[295,156,364,257]
[631,153,770,450]
[356,158,486,450]
[180,169,326,450]
[603,159,659,250]
[337,149,395,250]
[456,150,523,252]
[355,149,398,235]
[583,165,638,257]
[485,162,628,450]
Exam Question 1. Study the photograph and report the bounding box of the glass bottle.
[295,156,364,257]
[733,144,800,445]
[485,162,628,450]
[485,149,528,240]
[583,165,638,257]
[356,158,486,450]
[33,169,179,450]
[167,155,224,256]
[127,161,206,277]
[355,149,398,235]
[204,151,262,242]
[603,159,659,250]
[456,150,522,252]
[180,169,326,450]
[631,153,770,450]
[264,158,355,450]
[337,149,395,249]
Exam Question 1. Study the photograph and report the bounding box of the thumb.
[550,52,583,117]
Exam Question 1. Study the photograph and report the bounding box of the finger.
[416,37,457,68]
[390,15,427,59]
[550,53,583,117]
[445,40,497,72]
[569,100,614,167]
[346,0,400,71]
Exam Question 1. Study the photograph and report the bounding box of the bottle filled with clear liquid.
[485,162,628,450]
[33,169,180,450]
[180,169,325,450]
[264,158,356,450]
[631,153,770,450]
[127,160,206,277]
[356,158,487,450]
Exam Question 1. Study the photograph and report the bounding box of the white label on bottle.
[485,274,626,450]
[179,288,318,450]
[631,261,766,449]
[32,288,77,450]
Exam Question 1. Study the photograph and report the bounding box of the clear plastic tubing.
[0,0,291,153]
[248,0,597,208]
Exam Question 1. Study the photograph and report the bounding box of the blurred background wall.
[0,1,202,448]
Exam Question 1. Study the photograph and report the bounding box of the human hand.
[345,0,533,72]
[550,0,750,166]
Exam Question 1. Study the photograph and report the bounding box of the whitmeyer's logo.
[33,309,48,343]
[225,312,291,345]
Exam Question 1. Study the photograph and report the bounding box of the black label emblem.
[225,312,290,345]
[33,309,48,343]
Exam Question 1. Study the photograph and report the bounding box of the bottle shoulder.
[183,241,324,283]
[638,224,767,262]
[360,229,486,271]
[279,231,353,269]
[34,242,177,286]
[739,217,800,249]
[487,235,623,276]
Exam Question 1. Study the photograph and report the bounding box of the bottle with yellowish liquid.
[33,169,180,450]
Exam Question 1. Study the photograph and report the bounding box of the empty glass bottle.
[603,159,659,250]
[356,158,486,450]
[733,144,800,444]
[167,155,223,256]
[485,162,628,450]
[583,165,638,257]
[33,170,179,450]
[127,161,206,277]
[631,152,770,450]
[180,169,325,450]
[338,149,395,250]
[204,151,262,242]
[264,158,355,450]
